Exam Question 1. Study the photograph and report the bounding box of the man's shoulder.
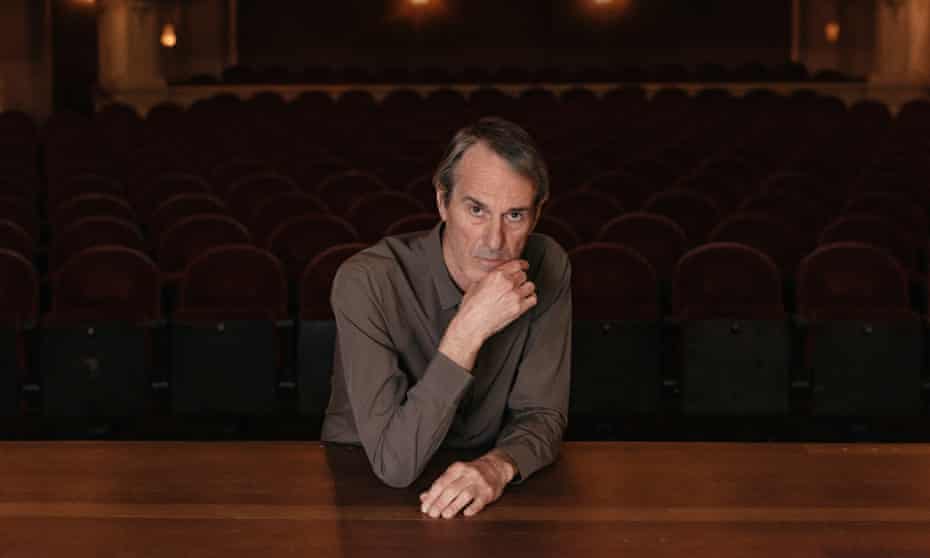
[333,231,431,291]
[338,242,398,277]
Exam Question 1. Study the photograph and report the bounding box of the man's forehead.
[454,143,535,206]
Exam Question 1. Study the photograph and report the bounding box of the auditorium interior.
[2,0,930,444]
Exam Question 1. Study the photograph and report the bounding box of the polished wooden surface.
[1,441,930,557]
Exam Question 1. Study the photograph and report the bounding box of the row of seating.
[4,185,928,315]
[3,95,928,240]
[197,62,859,85]
[19,168,930,244]
[0,238,927,419]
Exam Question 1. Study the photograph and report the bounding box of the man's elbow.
[374,462,420,488]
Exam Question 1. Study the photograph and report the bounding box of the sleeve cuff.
[494,443,537,485]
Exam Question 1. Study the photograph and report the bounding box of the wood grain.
[0,442,929,557]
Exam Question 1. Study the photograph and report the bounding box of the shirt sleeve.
[494,252,571,483]
[331,260,474,488]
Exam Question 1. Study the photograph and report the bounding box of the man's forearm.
[437,315,486,372]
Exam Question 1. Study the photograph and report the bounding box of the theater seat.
[384,213,439,237]
[673,243,789,415]
[582,170,652,210]
[0,249,37,415]
[49,174,124,211]
[547,191,623,242]
[643,189,721,246]
[52,193,136,231]
[345,191,425,242]
[0,196,39,242]
[797,242,922,416]
[226,172,299,223]
[148,193,228,247]
[0,220,34,259]
[403,174,437,212]
[41,246,160,417]
[171,245,287,415]
[50,217,145,273]
[266,214,360,285]
[249,192,329,245]
[819,215,917,273]
[709,212,808,312]
[134,173,212,221]
[157,213,252,281]
[598,212,687,312]
[569,242,661,424]
[316,171,387,215]
[534,215,582,252]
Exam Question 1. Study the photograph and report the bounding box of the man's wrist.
[447,314,488,348]
[486,449,519,485]
[438,316,486,371]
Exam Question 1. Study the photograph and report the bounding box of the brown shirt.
[321,222,572,488]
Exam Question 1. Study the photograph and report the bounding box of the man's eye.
[469,205,484,216]
[507,212,524,222]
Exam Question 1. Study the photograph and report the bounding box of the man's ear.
[436,188,448,221]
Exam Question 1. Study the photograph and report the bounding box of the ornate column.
[0,0,53,117]
[97,0,164,91]
[873,0,930,83]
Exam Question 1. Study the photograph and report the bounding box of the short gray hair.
[432,117,549,210]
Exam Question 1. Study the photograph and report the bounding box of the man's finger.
[494,259,528,275]
[463,496,489,517]
[426,476,472,518]
[519,293,538,313]
[440,488,475,519]
[517,281,535,297]
[421,464,465,513]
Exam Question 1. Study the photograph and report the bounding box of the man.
[321,117,571,519]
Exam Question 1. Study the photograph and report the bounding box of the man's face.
[437,142,537,292]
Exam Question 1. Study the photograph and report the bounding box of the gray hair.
[432,117,550,210]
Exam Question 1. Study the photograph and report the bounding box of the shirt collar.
[427,221,464,310]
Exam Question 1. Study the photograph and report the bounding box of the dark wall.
[237,0,791,71]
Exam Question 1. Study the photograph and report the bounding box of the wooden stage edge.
[3,503,930,523]
[4,442,930,556]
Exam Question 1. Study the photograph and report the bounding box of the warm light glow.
[392,0,447,24]
[587,0,632,13]
[71,0,95,6]
[160,24,177,48]
[825,21,841,43]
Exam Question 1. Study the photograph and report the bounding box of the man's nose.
[484,217,504,252]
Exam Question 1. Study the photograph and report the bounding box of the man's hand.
[439,260,536,371]
[419,449,517,519]
[458,259,536,341]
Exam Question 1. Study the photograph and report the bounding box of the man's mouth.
[476,256,505,268]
